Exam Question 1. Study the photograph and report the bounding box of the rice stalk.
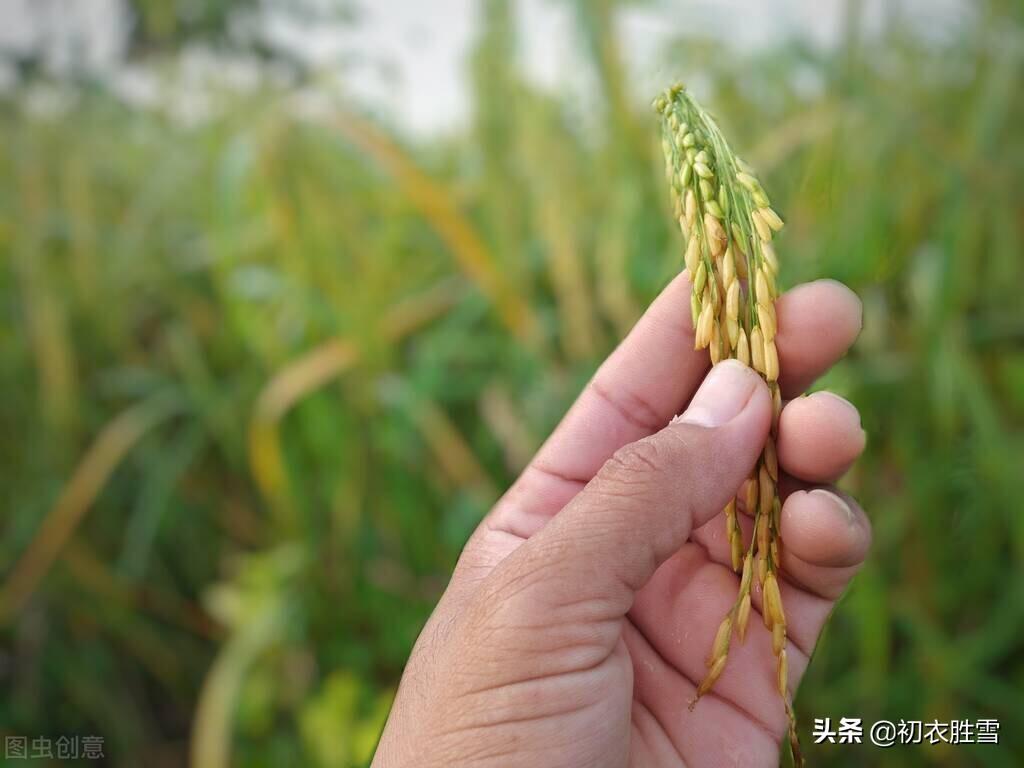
[0,392,183,620]
[594,194,642,335]
[655,83,802,766]
[479,384,538,473]
[406,395,497,501]
[331,110,542,346]
[249,280,463,523]
[14,164,79,439]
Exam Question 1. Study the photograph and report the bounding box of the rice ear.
[656,83,802,767]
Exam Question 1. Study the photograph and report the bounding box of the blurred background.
[1,0,1022,765]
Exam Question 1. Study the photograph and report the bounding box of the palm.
[460,503,833,767]
[621,525,807,767]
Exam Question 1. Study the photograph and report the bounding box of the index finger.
[489,274,862,540]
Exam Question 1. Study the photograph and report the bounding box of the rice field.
[1,2,1022,765]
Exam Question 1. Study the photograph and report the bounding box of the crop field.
[1,1,1022,765]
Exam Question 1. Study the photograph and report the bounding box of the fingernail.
[678,360,760,428]
[808,488,855,524]
[810,391,861,426]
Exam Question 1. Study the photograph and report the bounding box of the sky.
[0,0,970,135]
[305,0,970,134]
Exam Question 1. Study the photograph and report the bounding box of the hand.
[372,274,868,768]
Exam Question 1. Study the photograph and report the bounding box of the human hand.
[372,274,868,767]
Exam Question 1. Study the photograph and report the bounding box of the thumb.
[487,360,771,621]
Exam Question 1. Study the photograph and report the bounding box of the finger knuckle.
[586,438,680,514]
[602,437,666,487]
